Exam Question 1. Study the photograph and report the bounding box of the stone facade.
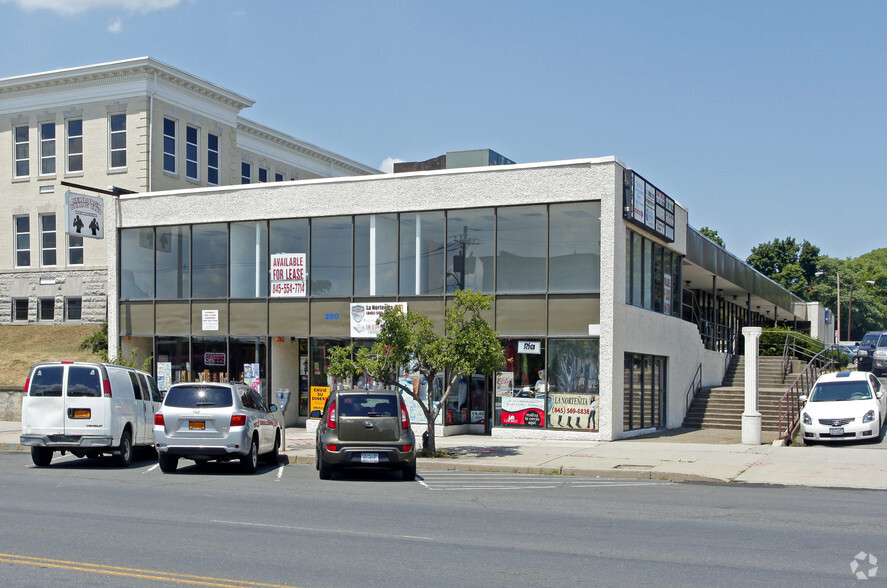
[0,388,23,421]
[0,268,106,324]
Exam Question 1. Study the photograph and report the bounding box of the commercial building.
[0,57,378,326]
[111,156,827,440]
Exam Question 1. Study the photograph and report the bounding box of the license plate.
[72,409,91,419]
[360,453,379,464]
[829,427,844,436]
[189,421,205,430]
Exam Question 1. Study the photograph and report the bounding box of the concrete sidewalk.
[4,420,887,490]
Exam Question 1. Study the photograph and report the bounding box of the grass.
[0,325,103,386]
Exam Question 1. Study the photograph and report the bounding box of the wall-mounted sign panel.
[623,169,675,242]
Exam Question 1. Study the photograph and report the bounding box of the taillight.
[103,379,112,398]
[230,414,247,427]
[326,445,338,451]
[23,378,30,395]
[326,400,337,429]
[402,445,412,452]
[400,400,410,430]
[154,413,165,426]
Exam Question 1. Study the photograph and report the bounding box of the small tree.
[326,289,505,453]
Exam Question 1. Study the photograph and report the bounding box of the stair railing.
[775,346,838,443]
[686,363,703,411]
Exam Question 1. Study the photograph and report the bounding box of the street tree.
[326,289,505,453]
[747,237,820,299]
[699,226,725,248]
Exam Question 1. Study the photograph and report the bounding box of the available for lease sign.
[270,253,306,297]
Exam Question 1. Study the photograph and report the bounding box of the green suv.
[316,389,417,481]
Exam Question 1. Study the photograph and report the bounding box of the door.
[22,364,66,437]
[128,371,152,445]
[63,365,107,439]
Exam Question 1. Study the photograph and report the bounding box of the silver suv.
[153,382,280,473]
[316,389,417,480]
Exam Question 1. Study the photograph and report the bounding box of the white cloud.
[0,0,182,16]
[379,157,404,174]
[107,16,122,32]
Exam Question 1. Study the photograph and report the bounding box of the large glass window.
[399,211,445,295]
[109,113,126,169]
[67,119,83,173]
[40,214,56,266]
[155,337,190,391]
[190,337,228,382]
[120,228,155,299]
[549,202,601,292]
[207,133,220,185]
[310,216,351,296]
[163,117,177,174]
[497,205,546,292]
[547,339,600,431]
[15,216,30,267]
[40,122,56,175]
[643,239,653,310]
[186,125,199,181]
[230,221,268,298]
[497,339,546,428]
[625,229,681,318]
[14,125,29,177]
[310,338,350,390]
[355,214,397,296]
[270,218,309,256]
[623,352,665,431]
[156,226,190,299]
[446,208,493,293]
[192,224,228,298]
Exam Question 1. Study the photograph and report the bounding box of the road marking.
[145,463,159,473]
[211,519,434,542]
[276,464,285,480]
[0,552,301,587]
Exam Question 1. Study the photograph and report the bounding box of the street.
[0,452,885,587]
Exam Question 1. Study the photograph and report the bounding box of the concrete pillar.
[742,327,762,444]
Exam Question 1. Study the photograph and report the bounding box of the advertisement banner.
[500,397,545,427]
[350,302,407,338]
[309,386,331,417]
[548,393,598,430]
[157,362,172,392]
[270,253,307,297]
[495,372,514,397]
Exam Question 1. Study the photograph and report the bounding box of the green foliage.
[79,321,109,361]
[747,237,820,299]
[759,327,845,366]
[699,227,725,248]
[327,289,505,451]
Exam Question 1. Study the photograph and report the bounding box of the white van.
[20,361,161,467]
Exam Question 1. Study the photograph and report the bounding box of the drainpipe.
[148,72,157,191]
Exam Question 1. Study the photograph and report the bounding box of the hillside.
[0,325,103,386]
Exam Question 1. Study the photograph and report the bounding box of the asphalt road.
[0,451,885,587]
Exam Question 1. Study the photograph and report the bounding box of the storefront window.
[446,208,493,293]
[497,339,546,427]
[230,221,268,298]
[120,228,154,300]
[192,224,228,298]
[497,205,546,292]
[155,336,189,392]
[190,337,228,383]
[399,211,445,295]
[156,226,190,299]
[355,214,397,296]
[549,202,601,292]
[270,218,309,257]
[547,339,600,431]
[311,217,351,296]
[229,336,267,401]
[310,338,350,390]
[623,352,666,431]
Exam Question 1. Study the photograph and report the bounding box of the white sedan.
[800,371,886,442]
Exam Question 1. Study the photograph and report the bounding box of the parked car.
[153,382,280,473]
[839,344,859,364]
[316,389,417,480]
[20,361,161,467]
[799,371,886,443]
[857,331,887,374]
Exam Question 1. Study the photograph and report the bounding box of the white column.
[742,326,762,445]
[369,214,376,295]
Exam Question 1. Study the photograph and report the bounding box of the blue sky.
[1,0,883,260]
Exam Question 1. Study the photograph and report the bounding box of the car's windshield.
[861,334,880,346]
[338,394,395,417]
[164,386,233,408]
[810,381,872,402]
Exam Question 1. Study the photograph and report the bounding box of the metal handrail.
[686,363,703,411]
[775,348,837,443]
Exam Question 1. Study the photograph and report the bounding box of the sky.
[1,0,884,261]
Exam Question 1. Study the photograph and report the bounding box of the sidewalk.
[4,420,887,490]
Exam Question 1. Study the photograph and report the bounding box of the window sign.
[270,253,307,297]
[202,309,219,331]
[204,352,226,366]
[518,341,541,354]
[350,302,407,338]
[623,170,676,242]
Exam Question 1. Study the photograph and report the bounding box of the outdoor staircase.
[683,356,798,436]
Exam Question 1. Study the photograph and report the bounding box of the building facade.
[110,157,820,440]
[0,57,378,326]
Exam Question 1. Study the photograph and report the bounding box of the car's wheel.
[112,430,133,467]
[240,435,259,473]
[158,453,178,473]
[318,453,332,480]
[402,460,417,481]
[31,446,53,467]
[263,432,280,466]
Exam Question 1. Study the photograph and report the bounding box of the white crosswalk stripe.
[417,471,671,491]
